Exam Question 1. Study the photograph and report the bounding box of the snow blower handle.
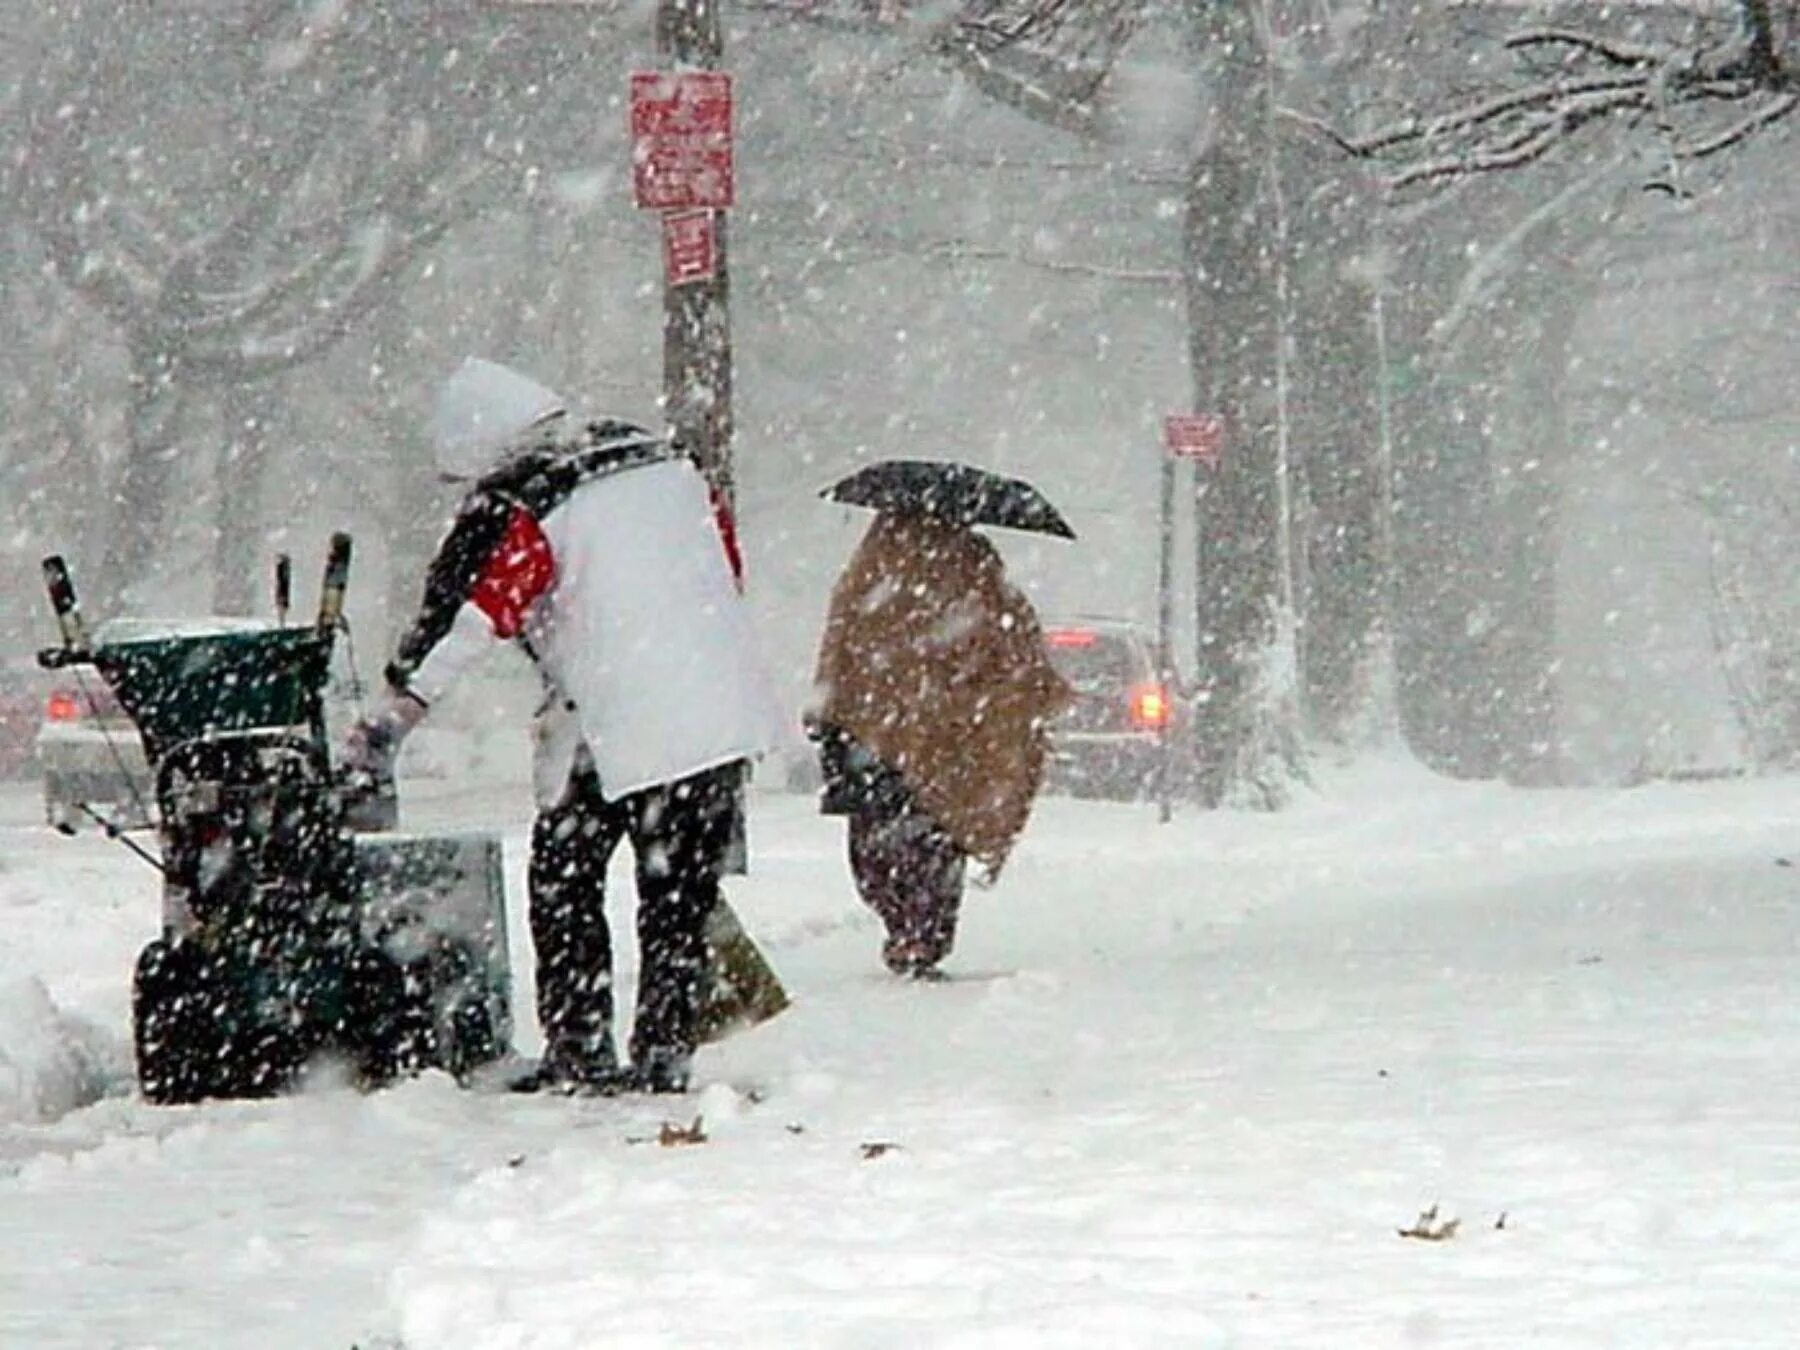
[316,533,352,633]
[37,554,91,666]
[274,553,292,626]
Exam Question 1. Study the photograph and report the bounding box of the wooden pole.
[655,1,751,878]
[656,0,733,506]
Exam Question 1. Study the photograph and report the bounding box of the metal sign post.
[1155,450,1176,825]
[1161,414,1226,823]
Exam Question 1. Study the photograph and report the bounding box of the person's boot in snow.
[882,933,957,980]
[626,1047,693,1094]
[881,936,939,979]
[851,811,966,977]
[506,1039,629,1096]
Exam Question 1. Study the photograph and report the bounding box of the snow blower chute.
[36,539,511,1104]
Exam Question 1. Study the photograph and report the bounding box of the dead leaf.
[860,1141,902,1160]
[659,1117,709,1147]
[1397,1204,1460,1241]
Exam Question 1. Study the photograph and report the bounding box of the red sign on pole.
[1164,413,1226,467]
[630,71,734,211]
[663,209,717,286]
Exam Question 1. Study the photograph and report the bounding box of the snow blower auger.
[36,538,512,1105]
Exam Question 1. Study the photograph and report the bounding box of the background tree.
[3,0,633,610]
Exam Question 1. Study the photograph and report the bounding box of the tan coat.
[814,513,1072,874]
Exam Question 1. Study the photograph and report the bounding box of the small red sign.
[663,210,716,286]
[1164,413,1225,466]
[630,71,734,211]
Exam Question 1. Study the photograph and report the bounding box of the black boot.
[507,1040,628,1096]
[625,1047,693,1095]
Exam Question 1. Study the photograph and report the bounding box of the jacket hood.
[430,358,567,480]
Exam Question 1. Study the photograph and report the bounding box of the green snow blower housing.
[36,539,511,1104]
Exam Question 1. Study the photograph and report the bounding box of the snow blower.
[36,539,511,1104]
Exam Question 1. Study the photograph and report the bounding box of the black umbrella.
[819,459,1076,540]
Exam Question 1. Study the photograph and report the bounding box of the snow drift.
[0,976,127,1125]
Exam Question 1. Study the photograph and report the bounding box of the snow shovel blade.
[697,897,789,1045]
[351,831,515,1069]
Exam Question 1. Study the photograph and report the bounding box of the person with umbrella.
[810,460,1075,978]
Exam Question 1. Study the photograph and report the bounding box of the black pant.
[528,761,739,1074]
[848,807,967,971]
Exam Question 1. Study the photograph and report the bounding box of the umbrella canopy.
[819,459,1076,540]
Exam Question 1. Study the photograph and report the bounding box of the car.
[1040,617,1184,801]
[36,653,157,830]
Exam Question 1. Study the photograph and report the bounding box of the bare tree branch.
[1506,28,1667,68]
[1338,6,1796,192]
[922,237,1177,283]
[1678,90,1800,155]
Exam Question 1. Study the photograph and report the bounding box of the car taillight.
[1046,629,1097,648]
[1128,684,1169,731]
[45,690,82,723]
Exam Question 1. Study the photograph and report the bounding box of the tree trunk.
[97,337,188,614]
[211,384,278,616]
[1184,11,1284,805]
[1377,309,1506,779]
[1490,281,1579,785]
[1293,230,1384,741]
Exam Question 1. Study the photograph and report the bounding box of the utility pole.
[656,0,734,506]
[644,0,746,876]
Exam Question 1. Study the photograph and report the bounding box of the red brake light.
[1047,629,1098,648]
[1129,684,1169,731]
[46,690,82,723]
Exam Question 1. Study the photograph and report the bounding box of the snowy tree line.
[1,0,1794,792]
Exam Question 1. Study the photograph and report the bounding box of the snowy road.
[3,764,1799,1348]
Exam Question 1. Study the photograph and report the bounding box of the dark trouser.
[528,761,739,1076]
[848,807,967,971]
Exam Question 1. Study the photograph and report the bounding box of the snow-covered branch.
[933,0,1143,137]
[1506,27,1668,68]
[922,237,1177,283]
[1339,9,1797,193]
[1678,90,1800,155]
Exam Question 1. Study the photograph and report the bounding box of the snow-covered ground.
[3,759,1799,1349]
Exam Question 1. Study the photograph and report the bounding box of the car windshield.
[1044,630,1142,692]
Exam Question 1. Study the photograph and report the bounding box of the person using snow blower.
[344,358,787,1094]
[809,506,1071,978]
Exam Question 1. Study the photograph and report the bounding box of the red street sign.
[663,210,716,287]
[630,71,734,211]
[1164,413,1225,467]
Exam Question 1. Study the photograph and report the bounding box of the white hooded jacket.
[390,362,787,805]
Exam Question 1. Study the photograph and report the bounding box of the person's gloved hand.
[341,689,428,781]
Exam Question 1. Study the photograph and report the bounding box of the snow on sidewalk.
[2,764,1799,1348]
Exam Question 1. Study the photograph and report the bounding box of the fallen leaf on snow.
[1398,1204,1460,1241]
[659,1117,709,1147]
